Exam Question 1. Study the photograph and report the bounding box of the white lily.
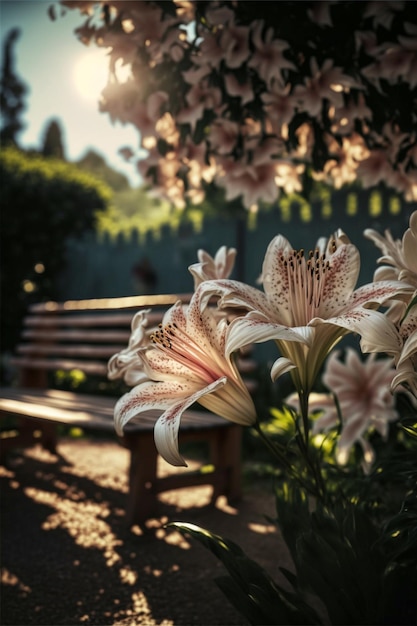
[364,210,417,288]
[112,292,257,466]
[108,309,151,386]
[188,245,237,288]
[198,229,411,395]
[365,210,417,397]
[286,349,400,473]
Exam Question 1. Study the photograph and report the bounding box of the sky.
[0,0,142,187]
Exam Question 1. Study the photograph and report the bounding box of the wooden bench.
[0,293,257,525]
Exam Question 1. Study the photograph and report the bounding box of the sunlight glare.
[73,48,111,102]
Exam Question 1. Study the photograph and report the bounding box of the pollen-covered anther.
[150,328,172,349]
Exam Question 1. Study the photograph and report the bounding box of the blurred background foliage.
[0,146,112,352]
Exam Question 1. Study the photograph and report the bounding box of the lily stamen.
[151,322,223,383]
[284,246,331,326]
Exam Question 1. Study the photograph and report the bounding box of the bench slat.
[22,329,132,342]
[0,388,230,431]
[9,357,108,375]
[17,345,127,358]
[29,293,191,313]
[23,311,165,328]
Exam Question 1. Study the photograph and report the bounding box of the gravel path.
[1,437,293,626]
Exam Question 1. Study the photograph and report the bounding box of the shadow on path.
[1,437,291,626]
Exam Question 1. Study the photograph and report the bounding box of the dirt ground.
[1,436,294,626]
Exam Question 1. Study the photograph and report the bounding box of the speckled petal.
[311,308,402,355]
[114,379,196,436]
[225,314,305,357]
[154,378,228,466]
[261,234,293,324]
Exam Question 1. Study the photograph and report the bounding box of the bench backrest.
[10,293,257,393]
[9,294,190,388]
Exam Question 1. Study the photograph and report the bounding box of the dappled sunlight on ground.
[25,487,122,567]
[247,521,276,534]
[1,437,292,625]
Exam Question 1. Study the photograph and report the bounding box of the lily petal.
[226,314,305,357]
[154,378,228,466]
[350,280,413,307]
[397,329,417,365]
[198,278,273,318]
[114,379,194,437]
[270,357,296,381]
[311,308,402,355]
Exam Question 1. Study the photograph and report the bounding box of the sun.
[73,48,110,102]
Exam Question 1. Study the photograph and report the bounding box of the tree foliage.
[0,28,28,146]
[56,0,417,211]
[0,146,112,355]
[75,148,131,191]
[41,118,66,160]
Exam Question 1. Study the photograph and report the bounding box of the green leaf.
[168,522,322,625]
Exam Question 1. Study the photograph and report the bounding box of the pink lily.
[112,292,257,466]
[198,229,411,396]
[286,349,400,473]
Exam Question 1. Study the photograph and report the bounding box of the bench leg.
[0,418,58,462]
[38,421,58,454]
[210,425,242,505]
[123,432,159,526]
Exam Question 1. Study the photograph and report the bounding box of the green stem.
[253,421,321,498]
[296,389,327,501]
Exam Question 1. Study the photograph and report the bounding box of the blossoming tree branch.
[55,0,417,210]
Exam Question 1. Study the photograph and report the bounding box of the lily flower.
[364,210,417,288]
[112,292,257,466]
[365,210,417,397]
[108,309,151,386]
[198,229,411,396]
[286,349,400,473]
[189,245,237,289]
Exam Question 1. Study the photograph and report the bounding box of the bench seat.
[0,293,257,525]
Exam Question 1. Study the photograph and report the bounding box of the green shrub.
[0,146,112,357]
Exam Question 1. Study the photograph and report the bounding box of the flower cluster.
[109,252,257,466]
[57,1,417,209]
[107,213,416,626]
[110,212,416,471]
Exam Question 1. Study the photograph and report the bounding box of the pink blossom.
[294,58,361,118]
[363,1,405,30]
[220,23,251,69]
[329,92,372,136]
[287,349,400,473]
[129,91,169,139]
[248,21,295,86]
[274,161,304,195]
[193,32,224,70]
[262,80,297,133]
[356,149,393,188]
[216,157,279,209]
[216,138,282,209]
[307,2,334,26]
[224,73,254,105]
[208,119,240,155]
[176,81,222,131]
[205,4,235,27]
